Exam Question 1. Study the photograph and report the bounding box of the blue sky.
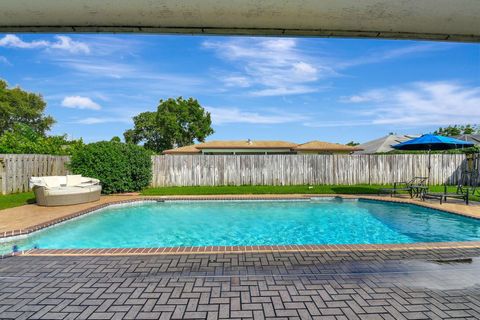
[0,34,479,144]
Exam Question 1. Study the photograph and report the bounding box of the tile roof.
[162,140,362,154]
[295,140,363,151]
[355,135,418,154]
[454,134,480,145]
[162,145,201,154]
[195,140,297,149]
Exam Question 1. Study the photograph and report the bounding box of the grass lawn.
[142,184,477,198]
[0,185,477,211]
[0,192,35,210]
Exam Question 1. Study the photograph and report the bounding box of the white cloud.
[202,38,447,97]
[66,35,143,56]
[0,34,89,54]
[62,96,101,110]
[378,44,448,60]
[0,34,48,49]
[203,38,333,96]
[336,81,480,127]
[292,62,317,80]
[339,90,385,103]
[75,118,107,125]
[336,43,451,69]
[56,59,134,78]
[0,56,11,65]
[206,107,307,124]
[304,120,373,128]
[53,58,206,92]
[222,76,251,88]
[49,36,90,54]
[251,86,318,97]
[74,117,131,125]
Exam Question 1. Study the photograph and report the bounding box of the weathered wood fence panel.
[151,154,468,187]
[470,153,480,185]
[0,154,70,194]
[0,153,474,194]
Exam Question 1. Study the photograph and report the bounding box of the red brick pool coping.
[2,194,479,256]
[18,241,480,256]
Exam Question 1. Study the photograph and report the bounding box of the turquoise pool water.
[1,199,479,253]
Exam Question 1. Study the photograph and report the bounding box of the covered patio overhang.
[1,0,479,42]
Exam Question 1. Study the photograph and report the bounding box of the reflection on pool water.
[1,199,479,253]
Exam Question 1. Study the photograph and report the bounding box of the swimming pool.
[1,198,479,253]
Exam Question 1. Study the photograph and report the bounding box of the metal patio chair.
[379,176,428,198]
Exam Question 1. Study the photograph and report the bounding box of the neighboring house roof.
[295,140,363,152]
[163,140,361,154]
[195,140,297,149]
[355,134,419,154]
[162,145,201,154]
[453,134,480,145]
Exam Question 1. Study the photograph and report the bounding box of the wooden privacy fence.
[151,154,469,187]
[0,154,70,195]
[0,153,474,194]
[473,153,480,171]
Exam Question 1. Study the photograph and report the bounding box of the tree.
[0,123,83,155]
[124,97,214,152]
[0,79,55,135]
[434,124,479,136]
[462,124,477,134]
[124,111,162,151]
[346,141,360,146]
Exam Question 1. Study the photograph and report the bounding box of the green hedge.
[69,141,152,194]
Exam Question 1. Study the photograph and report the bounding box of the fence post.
[0,156,5,195]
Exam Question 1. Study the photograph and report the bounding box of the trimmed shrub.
[69,141,152,194]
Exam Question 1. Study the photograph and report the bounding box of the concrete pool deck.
[0,194,479,256]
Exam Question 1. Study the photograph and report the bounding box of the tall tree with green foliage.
[0,79,55,135]
[124,97,214,153]
[0,123,83,155]
[124,111,161,151]
[434,124,479,136]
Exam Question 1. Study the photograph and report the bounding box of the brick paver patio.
[1,248,479,319]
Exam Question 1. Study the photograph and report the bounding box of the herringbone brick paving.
[1,248,479,319]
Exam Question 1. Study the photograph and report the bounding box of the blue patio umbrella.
[392,134,474,183]
[391,134,474,151]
